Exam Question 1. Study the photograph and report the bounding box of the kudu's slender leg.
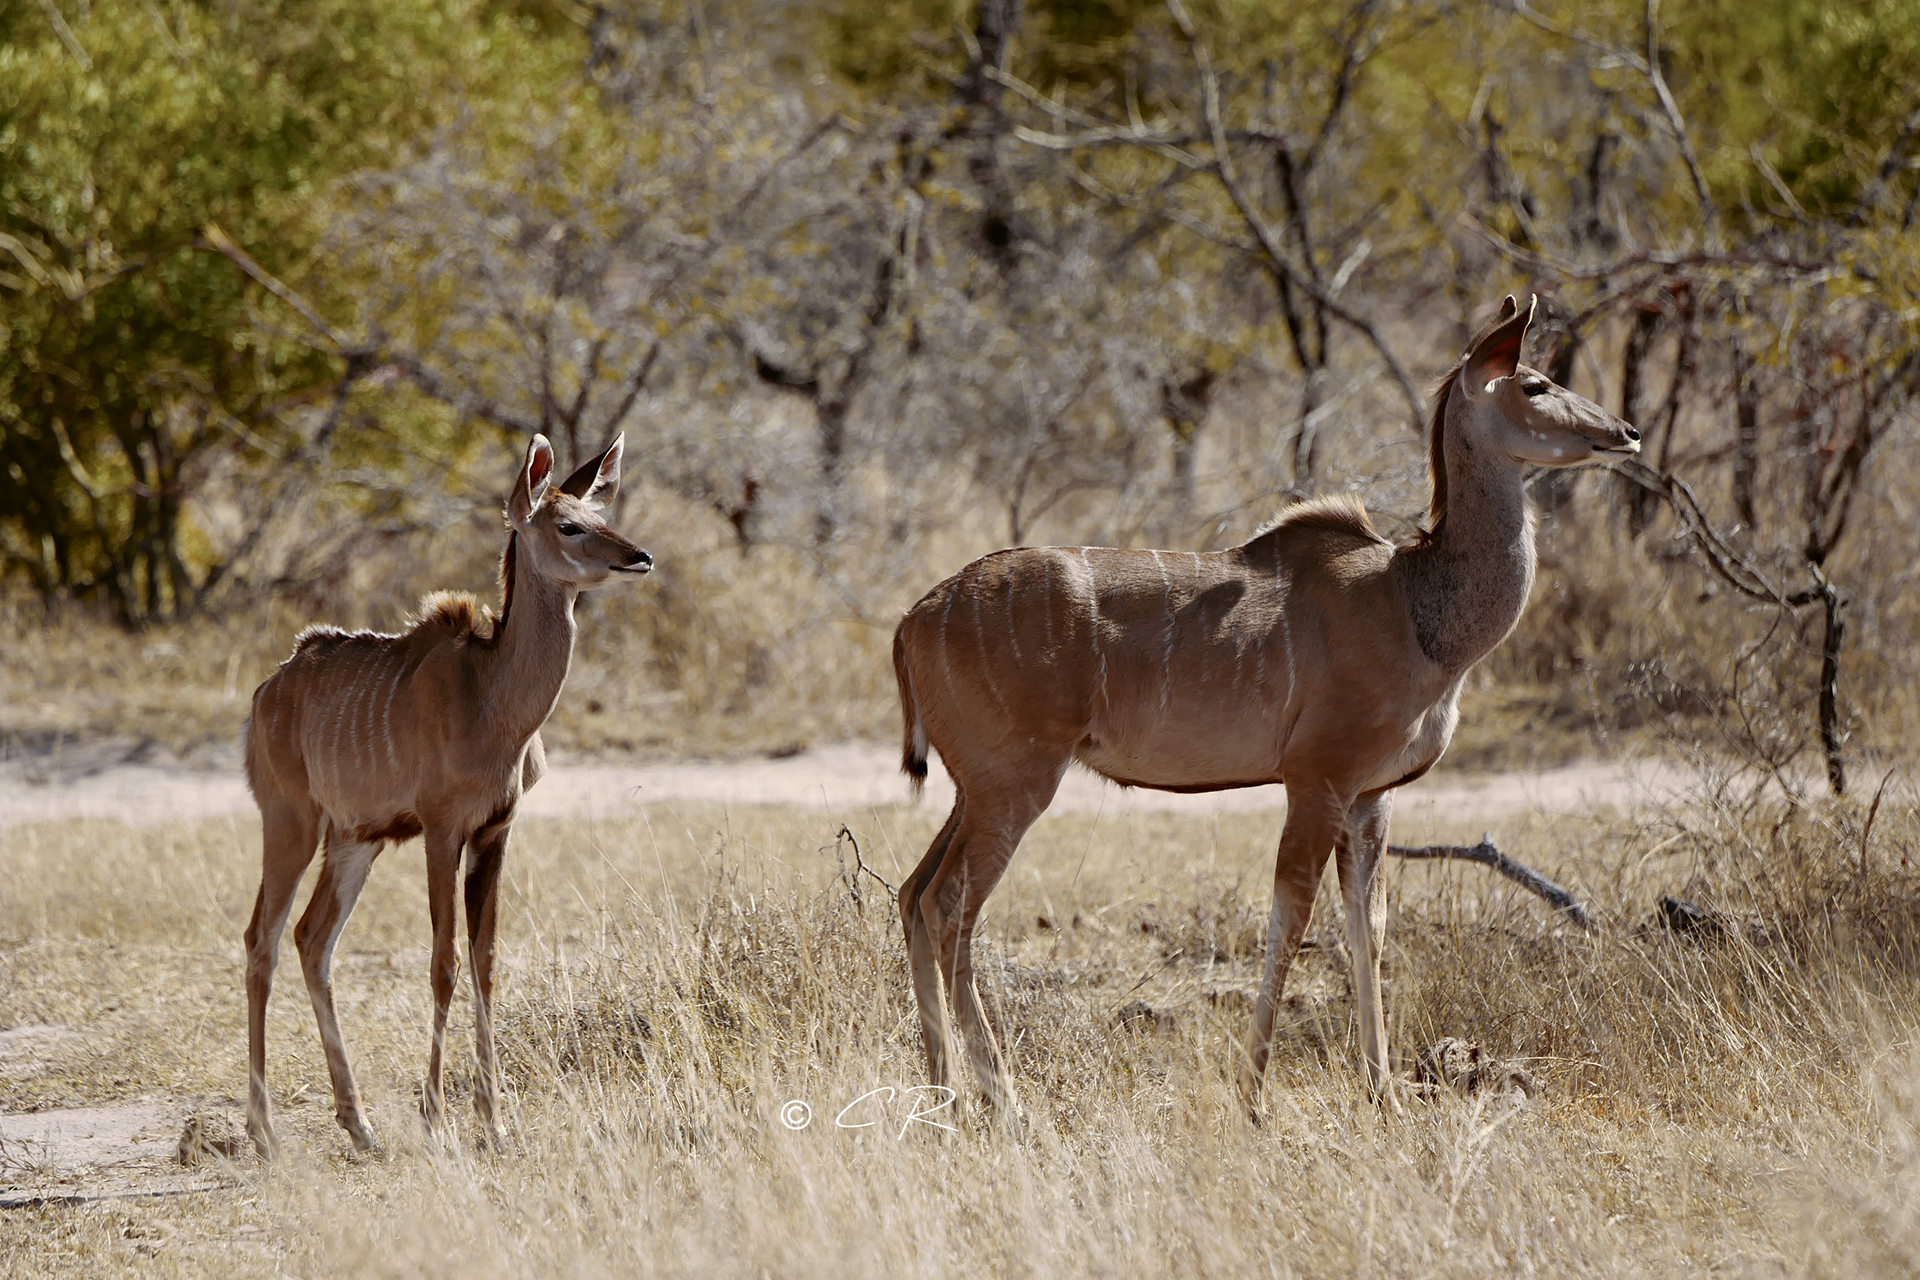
[902,795,966,1088]
[244,797,323,1158]
[421,826,465,1137]
[1336,789,1395,1107]
[1239,787,1346,1109]
[464,813,512,1145]
[293,827,384,1151]
[918,758,1067,1116]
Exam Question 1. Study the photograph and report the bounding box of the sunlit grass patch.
[1,794,1918,1276]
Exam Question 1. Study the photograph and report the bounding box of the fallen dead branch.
[1388,834,1593,929]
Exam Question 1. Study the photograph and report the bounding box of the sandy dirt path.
[0,741,1690,828]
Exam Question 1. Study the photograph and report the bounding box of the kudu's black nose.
[627,549,654,572]
[1624,425,1642,442]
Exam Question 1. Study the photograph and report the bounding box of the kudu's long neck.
[1396,405,1537,673]
[477,536,579,741]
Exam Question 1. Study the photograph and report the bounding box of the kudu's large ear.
[1461,294,1535,399]
[557,433,623,508]
[510,434,556,526]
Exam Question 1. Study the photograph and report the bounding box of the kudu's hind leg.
[901,797,965,1089]
[244,797,322,1158]
[1336,790,1395,1107]
[919,764,1064,1117]
[1239,791,1344,1111]
[464,815,512,1145]
[293,827,384,1151]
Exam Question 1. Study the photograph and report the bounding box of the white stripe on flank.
[358,651,379,772]
[1004,573,1023,667]
[316,679,337,800]
[361,652,384,785]
[1150,550,1174,717]
[301,693,321,799]
[1252,614,1268,701]
[1276,593,1296,707]
[379,661,403,775]
[1078,548,1108,715]
[336,666,354,775]
[351,656,368,775]
[1040,555,1055,655]
[335,661,358,793]
[346,653,368,775]
[971,591,1013,719]
[938,586,959,697]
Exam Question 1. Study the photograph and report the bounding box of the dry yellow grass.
[2,784,1918,1277]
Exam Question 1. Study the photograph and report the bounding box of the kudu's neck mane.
[491,531,519,644]
[1413,362,1463,547]
[409,531,527,647]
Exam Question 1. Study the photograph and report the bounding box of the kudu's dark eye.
[557,522,583,537]
[1522,381,1550,398]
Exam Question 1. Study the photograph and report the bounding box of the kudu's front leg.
[1239,795,1342,1113]
[1337,789,1396,1110]
[465,814,513,1146]
[421,827,465,1141]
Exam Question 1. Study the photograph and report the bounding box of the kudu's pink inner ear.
[512,437,556,525]
[1465,302,1531,390]
[526,444,554,492]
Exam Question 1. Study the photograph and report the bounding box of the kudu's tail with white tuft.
[893,627,930,798]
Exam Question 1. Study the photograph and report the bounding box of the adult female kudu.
[893,296,1639,1113]
[243,433,651,1157]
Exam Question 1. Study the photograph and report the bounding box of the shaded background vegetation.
[4,0,1918,792]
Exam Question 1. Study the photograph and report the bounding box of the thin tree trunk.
[1629,299,1696,536]
[1615,303,1657,534]
[1815,575,1847,796]
[961,0,1021,264]
[1162,368,1215,506]
[1731,337,1760,530]
[1290,370,1324,489]
[815,401,849,546]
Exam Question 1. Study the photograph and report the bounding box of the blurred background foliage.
[2,0,1917,790]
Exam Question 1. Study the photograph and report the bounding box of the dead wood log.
[1388,834,1593,929]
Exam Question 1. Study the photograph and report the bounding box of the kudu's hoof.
[1235,1054,1268,1122]
[245,1121,278,1162]
[336,1112,379,1154]
[981,1094,1028,1139]
[473,1116,508,1152]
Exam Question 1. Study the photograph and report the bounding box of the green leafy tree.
[0,0,580,622]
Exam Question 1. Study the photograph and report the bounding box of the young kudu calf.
[243,433,651,1156]
[893,296,1639,1114]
